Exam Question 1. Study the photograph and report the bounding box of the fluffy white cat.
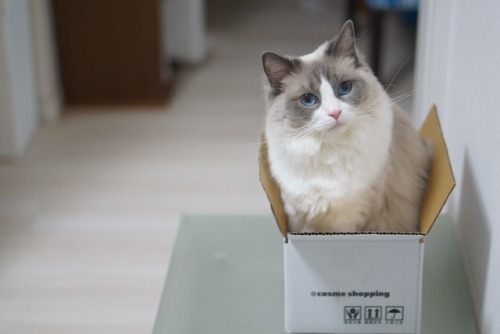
[261,21,431,233]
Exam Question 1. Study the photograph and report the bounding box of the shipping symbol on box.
[386,306,404,323]
[344,306,362,324]
[260,106,455,334]
[365,306,383,324]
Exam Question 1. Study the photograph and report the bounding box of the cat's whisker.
[265,125,320,145]
[354,90,395,115]
[355,90,414,117]
[390,90,415,104]
[288,125,318,138]
[229,141,269,148]
[382,58,410,95]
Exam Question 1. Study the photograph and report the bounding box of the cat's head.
[262,21,389,140]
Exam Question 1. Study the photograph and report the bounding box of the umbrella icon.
[387,307,403,320]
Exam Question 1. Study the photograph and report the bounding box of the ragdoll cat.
[261,21,431,233]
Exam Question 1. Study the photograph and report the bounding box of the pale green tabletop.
[153,215,477,334]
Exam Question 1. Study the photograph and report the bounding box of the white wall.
[0,0,39,157]
[0,1,15,155]
[414,1,500,333]
[162,0,206,65]
[30,0,61,124]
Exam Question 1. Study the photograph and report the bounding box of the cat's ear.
[327,20,359,63]
[262,52,298,93]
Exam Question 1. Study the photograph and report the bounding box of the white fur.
[300,42,329,64]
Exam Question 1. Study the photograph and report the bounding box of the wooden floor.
[0,1,415,333]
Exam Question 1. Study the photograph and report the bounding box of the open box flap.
[259,105,455,239]
[259,135,288,239]
[418,105,456,234]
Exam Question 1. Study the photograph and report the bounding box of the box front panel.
[284,235,423,333]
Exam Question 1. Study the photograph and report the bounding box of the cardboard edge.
[415,241,425,334]
[288,233,424,242]
[258,132,288,240]
[418,105,456,234]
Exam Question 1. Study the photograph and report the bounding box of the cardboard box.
[259,106,455,334]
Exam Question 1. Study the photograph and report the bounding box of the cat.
[261,20,431,233]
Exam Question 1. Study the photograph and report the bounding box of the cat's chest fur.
[266,119,392,232]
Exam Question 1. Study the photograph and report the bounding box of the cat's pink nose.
[329,110,342,120]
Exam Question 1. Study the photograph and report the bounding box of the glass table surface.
[153,215,477,334]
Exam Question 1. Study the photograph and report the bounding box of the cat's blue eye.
[299,93,318,107]
[337,81,353,96]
